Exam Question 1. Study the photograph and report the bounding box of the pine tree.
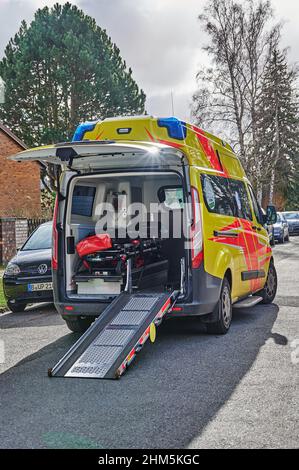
[0,3,146,146]
[255,47,299,204]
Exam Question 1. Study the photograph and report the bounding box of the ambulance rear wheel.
[64,317,93,333]
[258,261,277,304]
[206,277,232,335]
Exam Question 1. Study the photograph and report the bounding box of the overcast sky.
[0,0,298,121]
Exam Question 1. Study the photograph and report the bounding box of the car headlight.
[5,263,21,276]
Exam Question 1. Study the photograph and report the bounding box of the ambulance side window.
[248,185,263,224]
[201,174,235,217]
[229,179,253,221]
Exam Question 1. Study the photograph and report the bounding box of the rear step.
[49,291,178,380]
[233,296,263,309]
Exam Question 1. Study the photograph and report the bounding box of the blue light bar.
[72,121,97,142]
[157,117,187,140]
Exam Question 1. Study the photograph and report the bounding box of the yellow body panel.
[82,116,246,180]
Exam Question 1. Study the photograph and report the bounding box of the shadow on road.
[0,303,281,449]
[0,303,62,329]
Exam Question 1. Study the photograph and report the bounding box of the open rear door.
[11,140,185,171]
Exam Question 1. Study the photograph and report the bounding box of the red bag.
[76,234,112,258]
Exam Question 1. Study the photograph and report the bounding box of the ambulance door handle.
[213,230,238,238]
[252,226,261,231]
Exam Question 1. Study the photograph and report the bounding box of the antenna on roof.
[171,90,175,116]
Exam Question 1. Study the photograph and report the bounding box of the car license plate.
[28,282,53,292]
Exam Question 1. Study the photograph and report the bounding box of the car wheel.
[64,317,94,333]
[7,301,27,313]
[285,233,290,242]
[279,233,284,243]
[258,261,277,304]
[270,236,275,247]
[206,277,232,335]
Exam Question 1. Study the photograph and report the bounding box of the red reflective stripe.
[157,138,183,149]
[145,127,155,141]
[172,306,183,312]
[192,249,204,269]
[161,298,171,312]
[127,348,136,363]
[144,127,183,149]
[52,196,58,270]
[96,130,104,140]
[191,186,203,268]
[192,125,222,171]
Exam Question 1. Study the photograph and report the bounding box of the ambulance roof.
[74,116,246,179]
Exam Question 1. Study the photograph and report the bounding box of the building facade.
[0,122,41,218]
[0,123,41,264]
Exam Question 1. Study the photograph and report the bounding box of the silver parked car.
[282,211,299,236]
[273,212,289,243]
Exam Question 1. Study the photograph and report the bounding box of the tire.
[279,234,284,244]
[270,236,275,247]
[64,317,94,333]
[258,261,277,304]
[285,233,290,242]
[206,277,232,335]
[7,301,27,313]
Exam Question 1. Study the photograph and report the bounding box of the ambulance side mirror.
[264,205,277,225]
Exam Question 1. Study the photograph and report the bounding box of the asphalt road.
[0,238,298,449]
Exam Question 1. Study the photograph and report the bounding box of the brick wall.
[0,218,16,265]
[0,217,50,265]
[15,218,28,249]
[0,129,41,218]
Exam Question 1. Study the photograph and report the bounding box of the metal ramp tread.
[49,291,178,380]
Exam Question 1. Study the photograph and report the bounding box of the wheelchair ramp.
[49,291,178,380]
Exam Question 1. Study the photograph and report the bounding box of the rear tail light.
[191,186,203,268]
[52,195,59,270]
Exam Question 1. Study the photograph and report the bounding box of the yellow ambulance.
[12,116,277,335]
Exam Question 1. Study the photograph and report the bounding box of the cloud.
[79,0,207,119]
[0,1,70,58]
[271,0,299,64]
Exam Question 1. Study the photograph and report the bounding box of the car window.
[284,213,299,220]
[201,174,235,217]
[72,185,96,217]
[228,179,253,221]
[276,214,282,222]
[248,185,263,224]
[22,224,52,251]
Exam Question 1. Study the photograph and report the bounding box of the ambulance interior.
[64,172,188,299]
